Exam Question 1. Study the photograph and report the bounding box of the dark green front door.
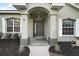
[33,21,44,37]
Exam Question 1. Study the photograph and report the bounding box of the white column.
[76,19,79,37]
[58,18,62,36]
[20,14,28,50]
[21,15,28,39]
[49,14,57,39]
[48,14,57,45]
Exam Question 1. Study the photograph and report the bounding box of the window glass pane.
[7,27,13,32]
[14,19,20,32]
[63,28,74,35]
[14,19,20,27]
[7,19,13,32]
[14,27,20,32]
[62,19,75,35]
[63,20,74,27]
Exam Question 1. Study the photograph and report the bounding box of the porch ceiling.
[29,7,48,19]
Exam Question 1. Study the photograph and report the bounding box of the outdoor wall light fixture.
[23,19,25,21]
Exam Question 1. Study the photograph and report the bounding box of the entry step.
[30,38,49,46]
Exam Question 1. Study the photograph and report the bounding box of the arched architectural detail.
[63,17,76,21]
[28,6,50,14]
[27,6,50,38]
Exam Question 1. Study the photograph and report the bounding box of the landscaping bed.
[0,39,30,56]
[49,42,79,56]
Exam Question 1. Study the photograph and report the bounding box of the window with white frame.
[62,18,75,35]
[6,18,20,32]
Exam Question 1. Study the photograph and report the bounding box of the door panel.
[33,21,44,37]
[36,21,44,36]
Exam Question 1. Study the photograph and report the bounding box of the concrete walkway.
[29,46,50,56]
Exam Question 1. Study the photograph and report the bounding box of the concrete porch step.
[30,38,49,46]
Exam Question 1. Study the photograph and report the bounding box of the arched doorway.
[28,7,49,38]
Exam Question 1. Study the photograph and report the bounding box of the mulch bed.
[49,42,79,56]
[0,39,30,56]
[49,46,63,56]
[2,39,79,56]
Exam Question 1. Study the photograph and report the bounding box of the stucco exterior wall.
[0,18,2,32]
[58,4,79,19]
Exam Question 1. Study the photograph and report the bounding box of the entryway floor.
[29,46,50,56]
[30,38,49,46]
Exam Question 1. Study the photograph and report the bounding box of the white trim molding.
[58,18,62,37]
[2,18,6,33]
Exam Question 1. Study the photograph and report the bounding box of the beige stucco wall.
[58,4,79,19]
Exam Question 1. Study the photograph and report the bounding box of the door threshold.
[34,36,44,38]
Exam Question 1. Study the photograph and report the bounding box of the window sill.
[6,32,21,33]
[62,35,75,37]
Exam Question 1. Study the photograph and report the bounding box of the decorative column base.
[19,39,29,53]
[48,37,57,46]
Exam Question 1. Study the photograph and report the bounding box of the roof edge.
[0,10,20,14]
[67,3,79,11]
